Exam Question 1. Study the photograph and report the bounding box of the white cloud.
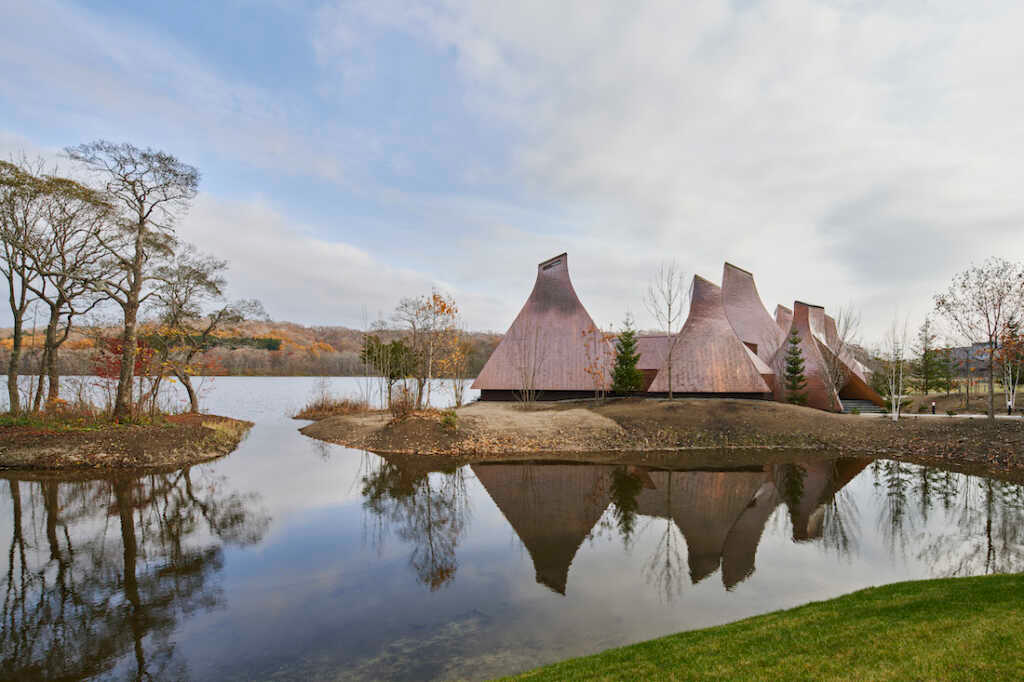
[317,0,1024,341]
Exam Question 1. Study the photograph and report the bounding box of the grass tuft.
[293,396,370,420]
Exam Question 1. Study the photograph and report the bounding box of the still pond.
[2,377,1023,680]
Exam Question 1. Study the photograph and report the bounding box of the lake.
[2,376,1023,680]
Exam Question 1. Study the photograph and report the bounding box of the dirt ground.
[299,398,1024,476]
[0,414,253,471]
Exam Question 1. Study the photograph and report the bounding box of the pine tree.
[912,317,941,394]
[611,315,644,395]
[784,328,808,405]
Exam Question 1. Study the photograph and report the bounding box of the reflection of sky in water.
[2,377,1023,680]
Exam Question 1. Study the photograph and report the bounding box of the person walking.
[931,401,936,415]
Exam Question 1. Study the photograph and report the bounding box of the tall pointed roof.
[472,253,613,392]
[471,463,613,594]
[774,302,841,411]
[647,276,771,394]
[775,305,793,333]
[722,263,787,364]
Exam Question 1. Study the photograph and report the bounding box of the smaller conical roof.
[647,276,771,394]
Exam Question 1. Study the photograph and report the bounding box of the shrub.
[389,386,415,421]
[850,407,861,415]
[440,409,458,430]
[947,409,957,416]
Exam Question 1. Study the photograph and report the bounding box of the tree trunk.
[31,352,45,412]
[179,371,200,413]
[6,316,22,414]
[44,304,60,404]
[988,340,996,422]
[114,303,139,420]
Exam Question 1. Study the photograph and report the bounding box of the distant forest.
[0,320,502,377]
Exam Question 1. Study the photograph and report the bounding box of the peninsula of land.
[299,399,1024,477]
[0,414,253,472]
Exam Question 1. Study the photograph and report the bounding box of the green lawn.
[507,575,1024,681]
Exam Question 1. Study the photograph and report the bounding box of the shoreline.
[0,413,253,472]
[298,398,1024,477]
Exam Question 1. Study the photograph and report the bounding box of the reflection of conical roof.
[472,253,613,391]
[775,305,793,333]
[721,480,781,589]
[635,471,765,584]
[471,463,613,594]
[722,263,786,364]
[647,277,771,394]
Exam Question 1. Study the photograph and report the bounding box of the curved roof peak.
[722,262,786,363]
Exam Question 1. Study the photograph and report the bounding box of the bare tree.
[23,174,110,408]
[509,322,548,405]
[152,245,265,412]
[393,290,457,409]
[880,315,910,422]
[934,258,1024,421]
[821,305,861,410]
[0,159,47,413]
[644,261,687,399]
[66,141,200,420]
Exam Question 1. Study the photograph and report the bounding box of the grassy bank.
[509,574,1024,681]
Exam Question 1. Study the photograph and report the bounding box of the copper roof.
[646,276,771,394]
[774,301,841,411]
[471,253,614,392]
[722,263,786,364]
[775,305,793,333]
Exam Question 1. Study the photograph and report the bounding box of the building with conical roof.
[471,253,613,400]
[474,253,883,412]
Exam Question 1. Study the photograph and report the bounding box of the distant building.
[472,253,885,412]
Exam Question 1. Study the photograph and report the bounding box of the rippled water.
[2,377,1023,680]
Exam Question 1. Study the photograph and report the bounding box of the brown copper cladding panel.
[722,263,787,365]
[472,253,614,392]
[775,305,793,333]
[647,276,771,394]
[773,302,841,411]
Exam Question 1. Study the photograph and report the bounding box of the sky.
[4,0,1024,344]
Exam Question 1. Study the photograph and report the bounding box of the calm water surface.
[2,377,1024,680]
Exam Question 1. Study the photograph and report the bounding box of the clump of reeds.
[293,395,370,420]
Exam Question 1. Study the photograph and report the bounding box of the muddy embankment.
[299,399,1024,479]
[0,414,253,472]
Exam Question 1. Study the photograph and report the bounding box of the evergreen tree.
[783,328,808,405]
[912,317,941,394]
[935,347,956,397]
[611,315,644,395]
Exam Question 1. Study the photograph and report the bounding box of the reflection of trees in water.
[360,455,471,591]
[916,475,1024,577]
[609,467,645,549]
[867,460,1024,576]
[0,469,269,681]
[643,517,687,603]
[871,460,920,557]
[821,486,860,559]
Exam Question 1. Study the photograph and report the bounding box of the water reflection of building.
[473,458,871,595]
[472,463,615,594]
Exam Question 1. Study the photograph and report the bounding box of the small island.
[0,412,252,472]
